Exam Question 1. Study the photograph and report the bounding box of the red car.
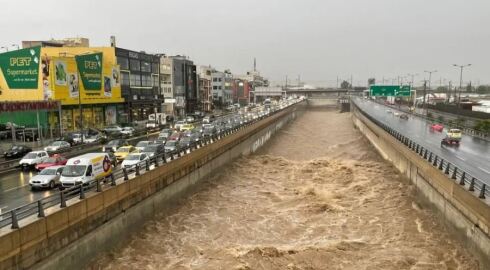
[35,154,68,171]
[168,131,183,141]
[430,123,444,132]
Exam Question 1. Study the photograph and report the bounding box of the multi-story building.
[211,69,233,107]
[0,45,124,132]
[232,78,251,106]
[197,66,213,112]
[170,56,197,116]
[116,48,162,122]
[158,55,174,115]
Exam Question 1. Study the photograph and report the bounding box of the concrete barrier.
[0,102,305,270]
[351,104,490,268]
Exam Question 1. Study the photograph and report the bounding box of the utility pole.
[424,70,437,91]
[422,80,427,114]
[453,64,471,108]
[407,73,418,87]
[350,75,353,89]
[336,76,339,89]
[447,81,452,103]
[285,75,288,90]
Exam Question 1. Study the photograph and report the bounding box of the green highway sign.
[395,85,411,97]
[370,85,398,96]
[370,85,411,97]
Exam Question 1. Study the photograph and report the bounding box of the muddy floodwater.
[91,109,480,270]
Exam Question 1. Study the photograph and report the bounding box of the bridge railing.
[352,98,489,203]
[0,100,303,230]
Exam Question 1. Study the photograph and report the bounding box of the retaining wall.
[351,104,490,268]
[0,102,305,270]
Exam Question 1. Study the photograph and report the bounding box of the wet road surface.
[90,109,480,270]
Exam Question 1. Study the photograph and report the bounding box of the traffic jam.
[2,98,300,191]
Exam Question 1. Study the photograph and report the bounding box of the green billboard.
[0,47,41,89]
[75,52,102,90]
[370,85,411,97]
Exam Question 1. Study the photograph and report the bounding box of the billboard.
[75,52,102,90]
[0,47,41,89]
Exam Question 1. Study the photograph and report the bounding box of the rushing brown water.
[91,109,480,270]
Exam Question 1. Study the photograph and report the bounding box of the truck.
[146,113,166,129]
[60,153,113,187]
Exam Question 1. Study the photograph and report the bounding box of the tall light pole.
[407,73,418,87]
[424,70,437,90]
[453,64,471,107]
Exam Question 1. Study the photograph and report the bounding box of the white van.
[60,153,113,187]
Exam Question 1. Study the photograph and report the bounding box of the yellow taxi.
[180,123,195,132]
[114,145,138,162]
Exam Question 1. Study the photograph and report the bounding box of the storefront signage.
[0,47,41,89]
[75,52,102,90]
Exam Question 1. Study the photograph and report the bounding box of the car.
[29,166,64,190]
[72,133,87,144]
[159,128,172,137]
[394,112,400,117]
[142,144,165,159]
[185,116,195,123]
[430,123,444,132]
[135,141,151,151]
[203,125,217,137]
[169,131,183,141]
[19,151,49,169]
[35,154,68,171]
[399,114,409,120]
[174,121,186,131]
[85,133,106,143]
[180,123,195,132]
[203,115,215,124]
[44,140,71,152]
[102,139,130,152]
[121,153,150,170]
[164,140,180,153]
[103,125,123,137]
[386,109,392,114]
[114,146,138,161]
[146,120,159,129]
[4,145,32,159]
[54,133,77,146]
[179,137,193,148]
[120,127,135,137]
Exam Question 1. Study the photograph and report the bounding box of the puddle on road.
[90,109,479,270]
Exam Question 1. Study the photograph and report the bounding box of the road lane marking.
[478,167,490,174]
[455,156,466,161]
[4,184,29,193]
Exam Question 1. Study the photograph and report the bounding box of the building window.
[213,78,217,82]
[141,75,152,87]
[141,62,151,72]
[130,73,141,86]
[218,78,222,82]
[117,57,129,70]
[130,59,140,71]
[152,75,159,87]
[121,72,130,86]
[213,86,218,90]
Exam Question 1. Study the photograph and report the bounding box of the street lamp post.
[407,73,418,87]
[453,64,471,107]
[424,70,437,91]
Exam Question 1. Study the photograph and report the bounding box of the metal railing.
[352,99,489,203]
[0,100,302,229]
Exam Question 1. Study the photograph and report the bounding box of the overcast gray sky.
[2,0,489,87]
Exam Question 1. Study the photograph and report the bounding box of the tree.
[474,120,490,133]
[466,82,474,93]
[476,85,490,94]
[436,86,448,93]
[340,80,351,89]
[368,78,376,86]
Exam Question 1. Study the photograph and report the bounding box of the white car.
[121,153,149,170]
[174,121,186,131]
[121,127,135,137]
[29,165,64,190]
[135,141,151,151]
[185,116,195,123]
[84,134,105,143]
[44,141,71,152]
[19,151,49,169]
